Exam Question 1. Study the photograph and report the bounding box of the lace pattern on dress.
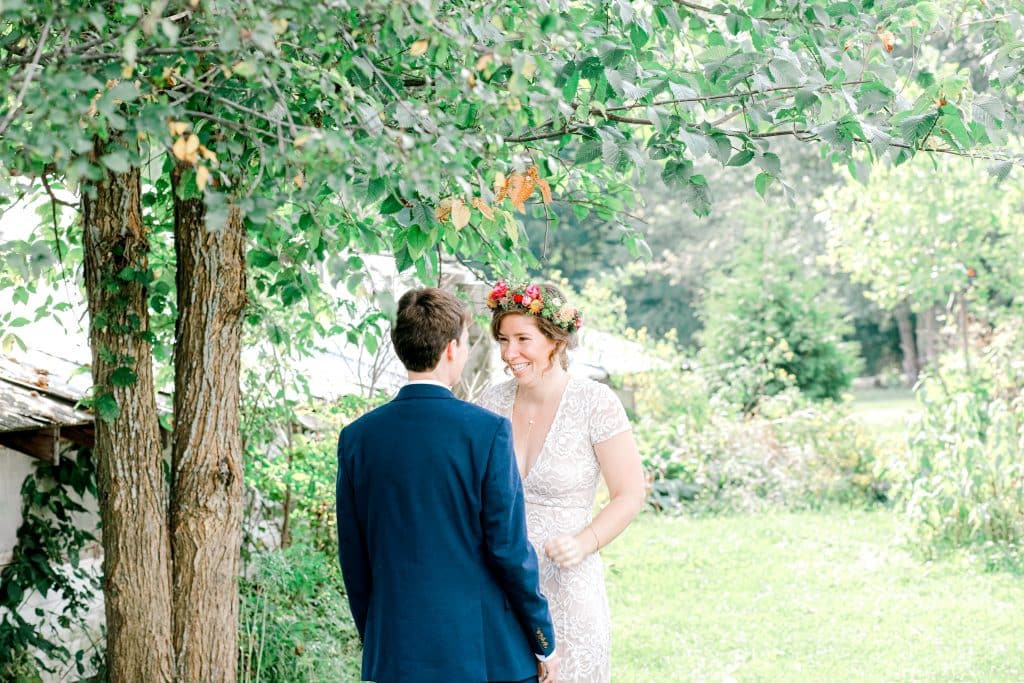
[478,377,630,682]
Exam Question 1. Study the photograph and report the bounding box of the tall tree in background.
[1,0,1022,678]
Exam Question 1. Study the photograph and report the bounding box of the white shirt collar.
[405,379,452,389]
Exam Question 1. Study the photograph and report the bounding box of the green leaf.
[726,150,755,167]
[938,112,971,150]
[575,140,602,165]
[96,394,120,423]
[899,113,939,146]
[380,194,405,215]
[100,151,131,174]
[683,176,712,217]
[248,250,277,268]
[987,160,1013,183]
[109,367,137,387]
[755,153,781,175]
[562,69,580,101]
[629,22,649,50]
[661,159,694,188]
[755,172,774,198]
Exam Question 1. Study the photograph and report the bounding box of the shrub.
[696,234,862,412]
[238,544,361,682]
[904,318,1024,555]
[638,382,888,513]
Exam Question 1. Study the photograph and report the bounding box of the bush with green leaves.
[905,318,1024,556]
[697,234,862,412]
[238,543,361,683]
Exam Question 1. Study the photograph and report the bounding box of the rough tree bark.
[169,166,246,682]
[81,140,175,682]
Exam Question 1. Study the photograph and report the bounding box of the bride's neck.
[516,367,569,404]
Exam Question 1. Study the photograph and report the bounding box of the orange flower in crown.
[486,278,583,333]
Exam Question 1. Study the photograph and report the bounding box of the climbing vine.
[0,446,103,681]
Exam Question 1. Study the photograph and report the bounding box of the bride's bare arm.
[544,429,645,567]
[587,429,645,551]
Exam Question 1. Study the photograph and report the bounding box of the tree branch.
[0,17,53,137]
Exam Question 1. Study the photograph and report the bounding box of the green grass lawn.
[848,388,919,438]
[605,510,1024,682]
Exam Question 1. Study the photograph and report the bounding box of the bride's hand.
[543,533,590,568]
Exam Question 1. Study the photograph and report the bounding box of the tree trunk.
[81,141,175,682]
[915,304,940,371]
[895,300,919,386]
[169,167,246,682]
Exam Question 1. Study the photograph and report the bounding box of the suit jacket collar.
[394,383,455,401]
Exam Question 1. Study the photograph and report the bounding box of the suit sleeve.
[481,419,557,658]
[336,429,371,641]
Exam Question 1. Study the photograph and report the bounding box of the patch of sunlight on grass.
[605,510,1024,682]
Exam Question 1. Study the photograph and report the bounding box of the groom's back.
[338,386,536,683]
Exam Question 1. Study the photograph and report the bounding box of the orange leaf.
[536,177,553,205]
[494,172,510,201]
[511,174,535,213]
[471,197,495,220]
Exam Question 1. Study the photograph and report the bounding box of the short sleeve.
[588,381,631,444]
[476,380,514,417]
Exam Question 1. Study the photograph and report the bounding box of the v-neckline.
[511,377,572,481]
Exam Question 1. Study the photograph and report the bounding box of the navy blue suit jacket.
[336,383,556,683]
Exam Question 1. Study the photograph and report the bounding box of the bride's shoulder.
[476,378,515,408]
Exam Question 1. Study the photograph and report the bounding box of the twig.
[0,17,53,137]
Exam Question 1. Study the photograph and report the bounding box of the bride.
[477,280,645,683]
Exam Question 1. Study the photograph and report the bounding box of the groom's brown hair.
[391,288,471,372]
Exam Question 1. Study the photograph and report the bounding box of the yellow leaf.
[272,18,289,34]
[122,63,135,79]
[168,120,190,136]
[184,134,200,156]
[475,54,494,72]
[521,57,537,80]
[293,134,311,147]
[471,197,495,220]
[435,197,453,222]
[198,145,218,164]
[293,172,304,188]
[171,136,190,161]
[410,39,429,57]
[196,164,210,192]
[451,199,471,229]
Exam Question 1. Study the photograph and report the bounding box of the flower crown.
[486,279,583,333]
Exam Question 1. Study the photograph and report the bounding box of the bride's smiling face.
[497,314,558,385]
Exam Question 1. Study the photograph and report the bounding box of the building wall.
[0,445,104,682]
[0,445,35,566]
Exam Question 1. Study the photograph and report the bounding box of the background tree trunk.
[915,304,940,371]
[81,142,175,682]
[895,300,919,386]
[170,167,246,682]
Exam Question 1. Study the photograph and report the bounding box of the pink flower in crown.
[521,295,533,306]
[524,284,542,301]
[490,278,508,300]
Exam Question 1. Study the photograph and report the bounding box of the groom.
[336,287,560,683]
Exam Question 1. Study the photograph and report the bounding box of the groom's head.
[392,288,472,376]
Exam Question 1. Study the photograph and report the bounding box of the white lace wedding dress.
[479,377,631,683]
